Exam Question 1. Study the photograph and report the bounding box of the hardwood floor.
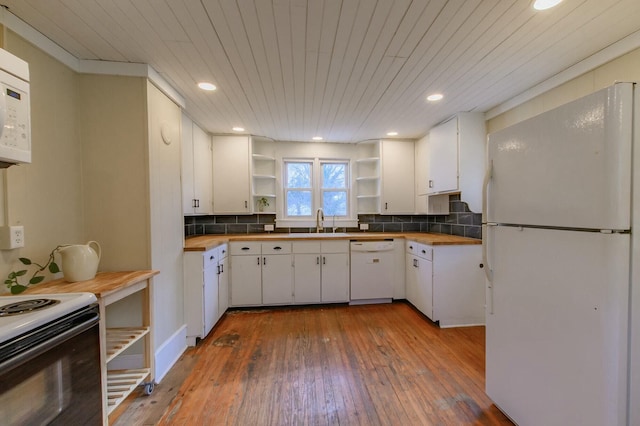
[113,302,513,425]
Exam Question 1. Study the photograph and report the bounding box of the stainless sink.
[285,232,350,239]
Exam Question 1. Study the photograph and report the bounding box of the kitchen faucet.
[316,208,324,233]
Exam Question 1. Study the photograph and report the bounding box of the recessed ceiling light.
[387,131,398,136]
[198,82,217,91]
[312,136,323,141]
[533,0,562,10]
[427,93,444,102]
[232,127,245,132]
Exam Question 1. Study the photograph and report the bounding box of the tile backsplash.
[184,194,481,239]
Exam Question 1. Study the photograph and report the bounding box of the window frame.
[278,157,356,228]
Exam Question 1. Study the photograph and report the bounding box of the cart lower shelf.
[107,368,152,413]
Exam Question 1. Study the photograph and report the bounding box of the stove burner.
[0,298,61,317]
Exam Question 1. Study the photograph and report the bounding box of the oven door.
[0,304,102,425]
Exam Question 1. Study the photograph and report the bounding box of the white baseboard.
[154,324,188,383]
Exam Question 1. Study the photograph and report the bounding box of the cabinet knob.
[429,180,434,188]
[245,200,248,208]
[479,263,484,269]
[210,255,214,260]
[385,202,388,210]
[273,246,282,250]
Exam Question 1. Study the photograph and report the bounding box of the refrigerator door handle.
[483,224,495,315]
[482,159,493,224]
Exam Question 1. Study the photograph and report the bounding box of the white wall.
[0,30,84,291]
[488,47,640,133]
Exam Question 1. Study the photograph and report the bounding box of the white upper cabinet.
[426,113,486,212]
[212,135,251,214]
[182,114,213,215]
[381,139,415,215]
[415,134,449,215]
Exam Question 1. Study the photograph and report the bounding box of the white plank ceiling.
[3,0,640,142]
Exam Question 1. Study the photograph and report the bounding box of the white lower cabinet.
[432,244,485,327]
[262,243,294,305]
[230,241,293,306]
[406,240,433,318]
[292,241,350,304]
[217,245,229,320]
[230,242,262,306]
[405,240,484,327]
[184,244,228,345]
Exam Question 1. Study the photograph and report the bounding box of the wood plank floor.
[113,302,513,425]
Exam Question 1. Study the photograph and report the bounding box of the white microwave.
[0,48,30,166]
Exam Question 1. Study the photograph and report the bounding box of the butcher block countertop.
[23,270,159,298]
[185,232,480,252]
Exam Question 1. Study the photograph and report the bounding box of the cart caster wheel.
[144,382,155,395]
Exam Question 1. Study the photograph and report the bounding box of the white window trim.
[276,157,358,229]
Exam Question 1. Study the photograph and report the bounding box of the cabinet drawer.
[416,243,433,261]
[230,242,261,255]
[218,243,228,259]
[203,248,217,268]
[406,240,419,255]
[262,241,291,254]
[293,241,321,253]
[321,240,349,253]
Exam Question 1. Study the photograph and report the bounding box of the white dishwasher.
[350,240,395,304]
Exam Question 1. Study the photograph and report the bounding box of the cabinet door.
[381,140,415,214]
[181,115,196,214]
[415,135,429,196]
[293,254,321,303]
[428,118,458,194]
[262,254,293,304]
[321,253,350,302]
[212,135,251,214]
[218,256,229,319]
[432,245,485,326]
[192,123,213,214]
[230,255,262,306]
[406,254,420,310]
[203,263,219,337]
[416,257,433,319]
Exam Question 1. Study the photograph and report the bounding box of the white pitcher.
[58,241,101,282]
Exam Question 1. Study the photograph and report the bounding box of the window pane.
[286,162,311,188]
[287,190,312,216]
[323,191,347,216]
[322,163,346,188]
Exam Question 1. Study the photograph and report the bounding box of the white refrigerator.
[483,82,640,426]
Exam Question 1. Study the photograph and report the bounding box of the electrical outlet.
[264,224,274,232]
[359,223,369,231]
[0,225,25,249]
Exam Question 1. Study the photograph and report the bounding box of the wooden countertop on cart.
[22,270,159,299]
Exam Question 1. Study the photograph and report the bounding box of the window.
[283,159,350,220]
[321,162,347,216]
[285,161,313,216]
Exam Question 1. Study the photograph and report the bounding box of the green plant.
[257,197,270,212]
[4,246,62,294]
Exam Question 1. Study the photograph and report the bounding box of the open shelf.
[252,153,276,161]
[355,157,380,163]
[106,368,152,413]
[105,327,150,363]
